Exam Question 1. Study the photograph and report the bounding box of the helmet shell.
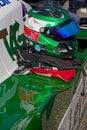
[24,5,80,59]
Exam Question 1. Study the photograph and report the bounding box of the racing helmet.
[24,4,80,59]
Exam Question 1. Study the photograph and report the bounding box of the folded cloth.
[30,67,76,82]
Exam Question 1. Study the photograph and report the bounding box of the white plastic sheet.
[0,0,31,83]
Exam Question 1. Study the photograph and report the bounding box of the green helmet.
[24,4,80,59]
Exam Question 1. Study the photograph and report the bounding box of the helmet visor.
[50,19,80,41]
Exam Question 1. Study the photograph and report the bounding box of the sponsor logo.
[0,0,11,7]
[0,21,25,60]
[19,87,35,104]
